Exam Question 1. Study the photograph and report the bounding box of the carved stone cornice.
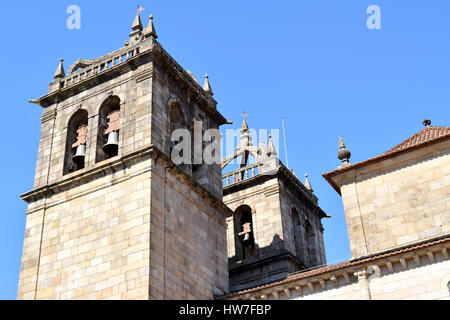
[20,144,232,219]
[218,235,450,300]
[353,269,368,281]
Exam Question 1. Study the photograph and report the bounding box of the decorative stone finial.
[304,173,314,193]
[241,119,249,132]
[267,134,277,157]
[143,14,158,39]
[130,13,143,39]
[53,58,65,79]
[203,74,214,96]
[423,119,431,127]
[237,119,252,149]
[337,136,351,166]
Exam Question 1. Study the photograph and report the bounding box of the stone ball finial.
[423,119,431,127]
[337,136,351,165]
[203,74,213,95]
[150,15,153,20]
[304,173,313,193]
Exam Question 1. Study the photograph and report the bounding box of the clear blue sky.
[1,1,449,299]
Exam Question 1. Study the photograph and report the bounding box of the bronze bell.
[103,131,119,155]
[72,144,86,165]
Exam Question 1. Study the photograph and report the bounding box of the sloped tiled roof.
[219,235,450,299]
[323,126,450,194]
[381,126,450,156]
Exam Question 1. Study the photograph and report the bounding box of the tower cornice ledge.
[20,144,232,220]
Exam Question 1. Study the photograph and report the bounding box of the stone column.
[354,269,372,300]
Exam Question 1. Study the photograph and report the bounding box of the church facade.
[17,14,450,300]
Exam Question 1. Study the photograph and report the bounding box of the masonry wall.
[336,140,450,258]
[18,158,152,300]
[148,158,228,299]
[369,257,450,299]
[292,254,450,300]
[278,179,326,268]
[151,63,223,200]
[227,246,450,301]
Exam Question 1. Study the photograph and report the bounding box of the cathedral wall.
[295,254,450,300]
[149,157,228,299]
[368,257,450,300]
[337,140,450,258]
[293,282,361,300]
[18,157,152,300]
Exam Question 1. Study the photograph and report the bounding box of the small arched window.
[96,96,120,163]
[291,208,303,260]
[191,119,205,173]
[169,102,191,171]
[304,218,317,266]
[64,109,89,175]
[234,205,255,260]
[169,102,186,150]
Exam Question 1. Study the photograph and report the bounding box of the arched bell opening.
[96,96,121,163]
[304,218,317,267]
[291,207,303,261]
[64,109,89,175]
[234,205,255,261]
[169,101,191,173]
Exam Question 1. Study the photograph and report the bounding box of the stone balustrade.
[222,163,263,187]
[61,46,141,89]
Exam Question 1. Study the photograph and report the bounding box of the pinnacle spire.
[53,58,65,79]
[203,74,214,96]
[339,136,346,149]
[131,13,143,31]
[143,15,158,39]
[304,173,314,193]
[241,119,249,132]
[130,13,143,39]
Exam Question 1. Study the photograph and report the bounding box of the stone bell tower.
[18,13,231,300]
[222,120,330,292]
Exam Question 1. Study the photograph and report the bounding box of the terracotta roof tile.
[382,126,450,155]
